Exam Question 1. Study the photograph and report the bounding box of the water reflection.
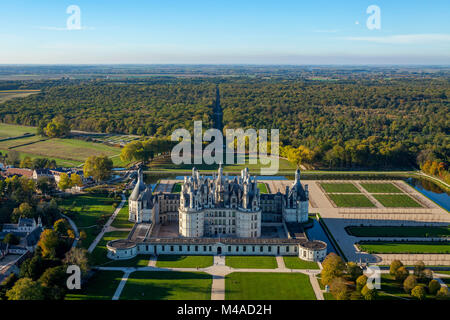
[406,177,450,211]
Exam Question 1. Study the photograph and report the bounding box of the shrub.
[395,266,409,282]
[403,275,418,293]
[436,286,450,300]
[361,284,378,300]
[389,260,403,276]
[356,275,368,291]
[411,285,426,300]
[428,279,441,295]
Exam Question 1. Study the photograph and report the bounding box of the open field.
[155,255,213,268]
[357,241,450,254]
[346,226,450,238]
[225,256,278,269]
[360,183,403,193]
[90,231,130,265]
[373,194,422,207]
[321,183,360,193]
[328,194,376,207]
[120,271,212,300]
[0,90,40,103]
[225,272,316,300]
[282,256,319,269]
[65,270,124,300]
[0,123,36,138]
[59,193,120,249]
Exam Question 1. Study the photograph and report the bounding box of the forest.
[0,70,448,176]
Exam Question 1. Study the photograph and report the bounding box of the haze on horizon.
[1,0,449,65]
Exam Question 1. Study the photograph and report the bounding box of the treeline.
[219,79,449,171]
[0,81,215,136]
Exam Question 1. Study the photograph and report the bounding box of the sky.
[0,0,449,64]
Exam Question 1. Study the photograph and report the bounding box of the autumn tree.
[58,172,72,191]
[6,278,45,300]
[389,260,403,276]
[403,275,418,294]
[320,253,346,286]
[411,285,426,300]
[83,155,113,182]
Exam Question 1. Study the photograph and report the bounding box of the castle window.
[195,246,198,252]
[203,246,207,251]
[236,246,239,252]
[286,246,289,252]
[228,246,231,252]
[260,246,263,252]
[243,246,246,252]
[268,246,272,252]
[187,246,190,252]
[252,246,255,252]
[170,246,174,252]
[179,246,182,251]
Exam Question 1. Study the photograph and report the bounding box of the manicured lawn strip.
[328,194,376,207]
[357,241,450,254]
[90,231,130,265]
[102,255,152,268]
[120,271,212,300]
[373,194,422,208]
[436,270,450,275]
[225,272,316,300]
[65,270,124,300]
[257,182,268,194]
[156,255,213,268]
[225,256,278,269]
[59,193,120,249]
[360,183,403,193]
[321,183,360,193]
[346,226,450,238]
[283,256,319,269]
[110,201,134,229]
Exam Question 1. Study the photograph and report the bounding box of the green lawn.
[155,255,213,268]
[120,271,212,300]
[257,182,269,194]
[110,201,134,229]
[376,274,437,300]
[346,226,450,238]
[90,231,131,265]
[65,270,124,300]
[283,256,319,269]
[225,272,316,300]
[0,123,37,138]
[328,194,376,207]
[225,256,278,269]
[357,241,450,254]
[360,183,403,193]
[373,194,422,207]
[321,183,360,193]
[59,193,120,248]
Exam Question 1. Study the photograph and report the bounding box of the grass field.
[120,271,212,300]
[59,193,120,248]
[357,241,450,254]
[155,255,213,268]
[283,256,319,269]
[376,274,438,300]
[102,255,152,268]
[225,256,278,269]
[328,194,376,207]
[225,272,316,300]
[65,270,124,300]
[321,183,360,193]
[0,123,126,167]
[0,90,40,103]
[257,182,268,194]
[373,194,422,207]
[346,226,450,238]
[360,183,403,193]
[110,201,134,229]
[0,123,36,138]
[90,231,130,265]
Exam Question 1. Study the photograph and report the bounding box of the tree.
[329,277,349,300]
[0,273,18,300]
[19,255,44,280]
[356,275,368,291]
[411,285,426,300]
[395,266,409,282]
[3,233,20,245]
[37,229,63,259]
[36,177,53,195]
[6,278,45,300]
[70,173,83,187]
[58,172,72,191]
[428,279,441,295]
[44,116,70,138]
[320,253,346,286]
[389,260,403,276]
[403,275,418,294]
[361,284,378,300]
[5,150,20,166]
[83,155,113,182]
[346,262,363,281]
[20,156,33,169]
[413,261,426,279]
[38,266,67,299]
[53,219,69,237]
[63,247,90,276]
[11,202,35,222]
